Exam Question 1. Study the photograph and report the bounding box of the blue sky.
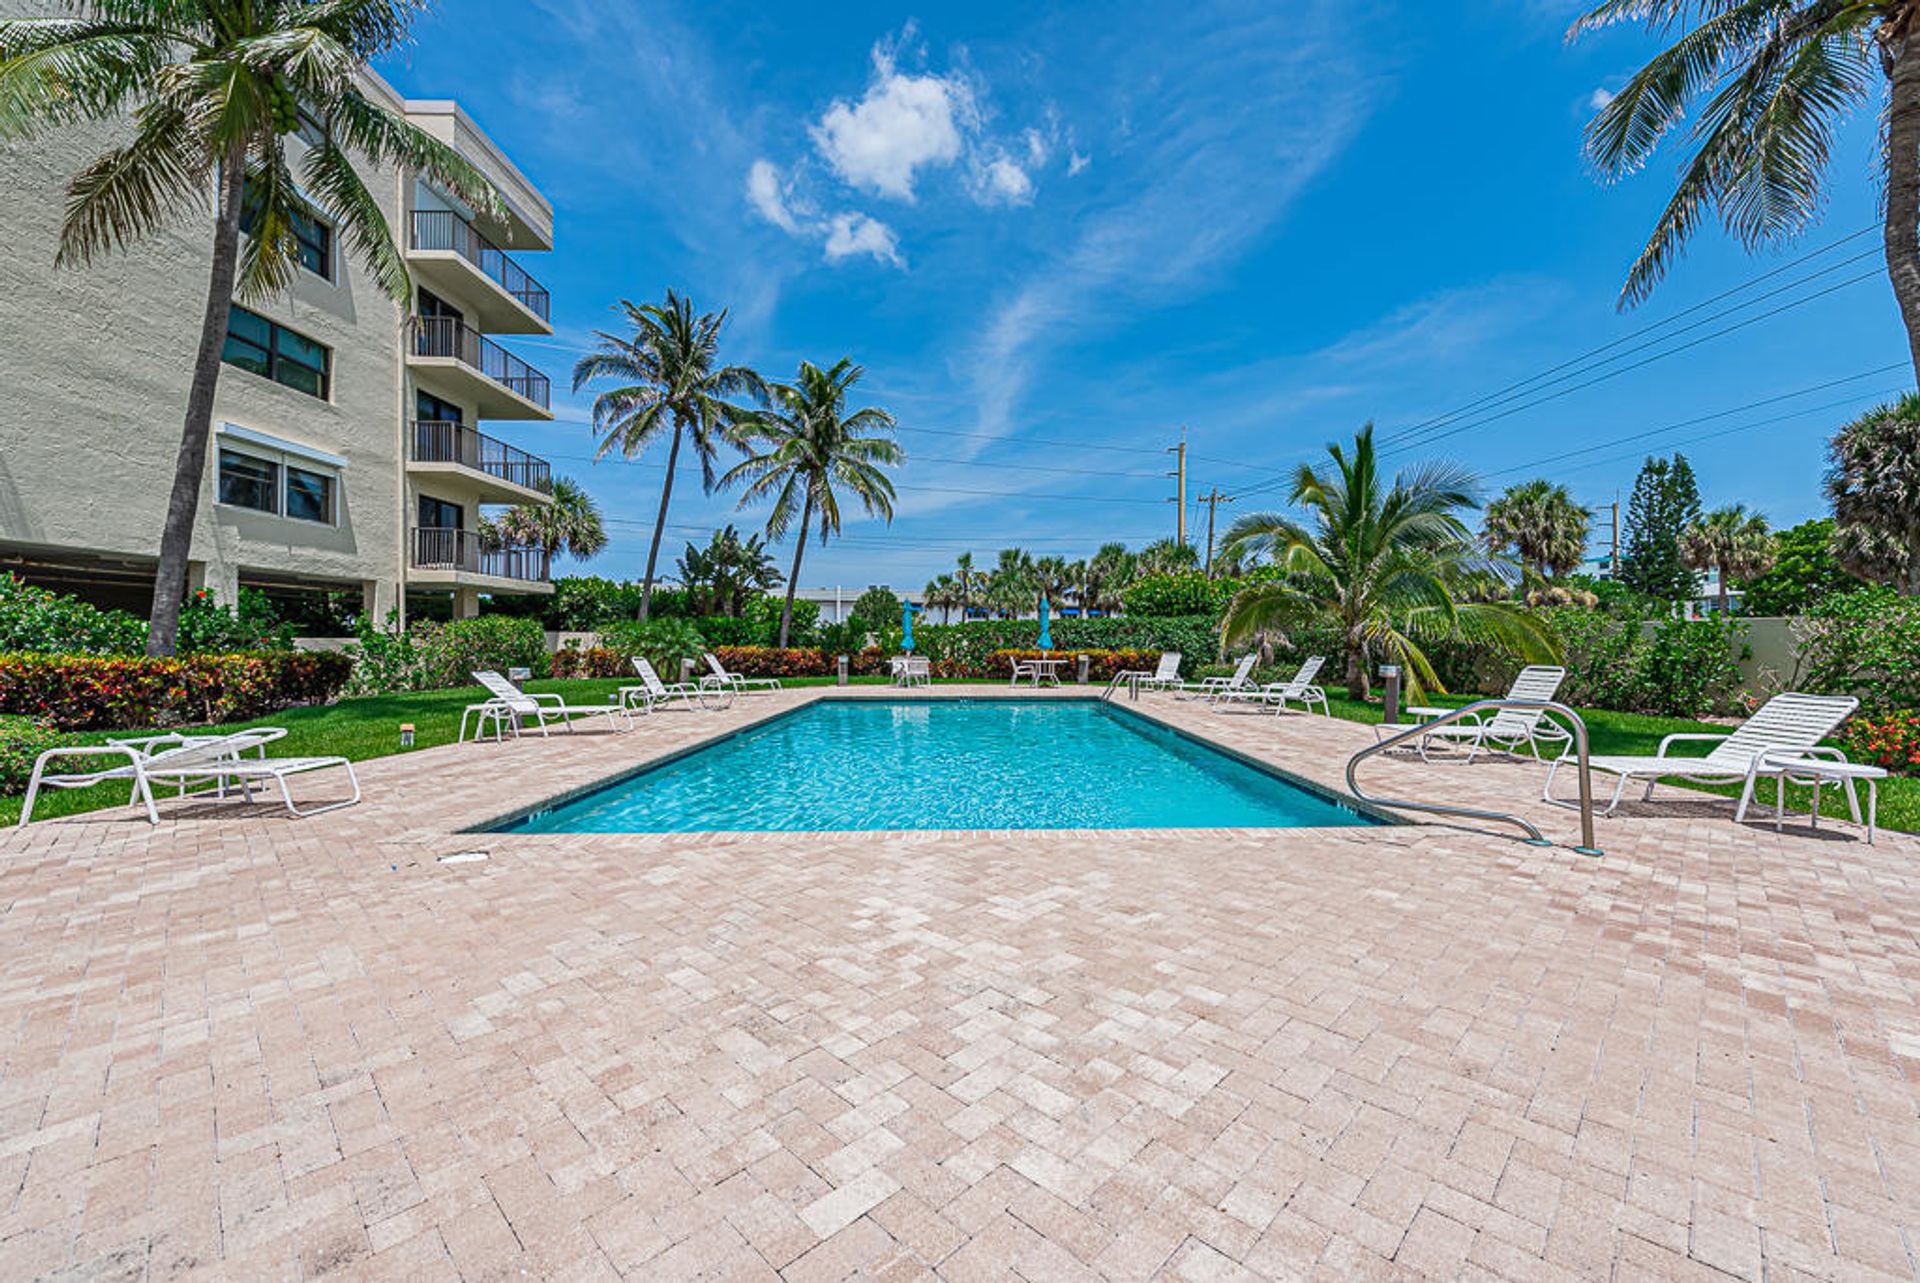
[377,0,1911,591]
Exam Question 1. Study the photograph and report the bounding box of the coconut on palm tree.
[1482,480,1591,582]
[483,477,607,565]
[0,1,501,654]
[1220,425,1559,700]
[722,358,902,646]
[1569,2,1920,385]
[572,292,765,621]
[1679,505,1777,614]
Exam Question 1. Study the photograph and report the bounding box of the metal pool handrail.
[1345,698,1601,855]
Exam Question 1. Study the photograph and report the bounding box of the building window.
[416,390,463,424]
[218,450,279,514]
[238,183,334,280]
[284,465,334,524]
[418,495,463,530]
[222,306,330,399]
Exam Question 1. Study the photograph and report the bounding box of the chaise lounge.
[20,728,360,824]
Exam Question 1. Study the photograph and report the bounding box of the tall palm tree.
[989,548,1035,618]
[1569,2,1920,384]
[1680,505,1777,614]
[1136,538,1199,577]
[0,1,500,654]
[953,552,982,621]
[1220,425,1558,700]
[1826,394,1920,593]
[572,292,765,620]
[1082,542,1135,615]
[486,477,607,564]
[1032,555,1074,617]
[922,572,959,623]
[723,358,902,646]
[1482,479,1592,581]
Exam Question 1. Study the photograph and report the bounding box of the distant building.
[791,586,923,625]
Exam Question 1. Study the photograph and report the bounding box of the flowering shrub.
[551,647,633,679]
[0,652,352,730]
[712,646,832,678]
[0,715,75,793]
[1800,589,1920,715]
[989,649,1161,681]
[345,614,549,694]
[1842,709,1920,776]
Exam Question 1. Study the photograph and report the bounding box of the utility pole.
[1199,488,1235,578]
[1167,429,1188,546]
[1609,494,1621,579]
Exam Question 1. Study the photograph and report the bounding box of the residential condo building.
[0,54,557,626]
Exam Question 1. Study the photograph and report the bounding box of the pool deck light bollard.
[836,654,849,685]
[399,723,415,749]
[1076,653,1089,684]
[1379,664,1402,727]
[679,657,696,686]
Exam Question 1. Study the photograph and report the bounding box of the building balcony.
[406,316,552,421]
[409,527,552,593]
[407,209,552,334]
[408,420,552,504]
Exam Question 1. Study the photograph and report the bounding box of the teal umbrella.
[1037,596,1052,651]
[901,599,915,652]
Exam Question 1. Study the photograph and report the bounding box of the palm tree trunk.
[146,147,247,657]
[1885,19,1920,386]
[777,496,812,648]
[1716,558,1731,615]
[638,421,684,621]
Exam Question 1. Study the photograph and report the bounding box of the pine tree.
[1618,454,1702,602]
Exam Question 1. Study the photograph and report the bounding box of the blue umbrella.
[901,598,915,652]
[1037,596,1052,651]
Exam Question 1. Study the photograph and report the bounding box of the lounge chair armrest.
[1654,732,1727,758]
[523,692,567,708]
[30,744,143,769]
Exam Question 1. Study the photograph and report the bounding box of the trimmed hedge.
[713,646,833,678]
[0,652,353,730]
[0,715,74,793]
[988,649,1159,681]
[910,617,1219,676]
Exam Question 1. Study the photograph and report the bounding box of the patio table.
[1762,754,1887,844]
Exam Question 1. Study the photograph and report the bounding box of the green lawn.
[4,677,1910,834]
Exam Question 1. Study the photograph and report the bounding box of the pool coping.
[463,690,1402,835]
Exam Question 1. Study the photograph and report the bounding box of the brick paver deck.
[0,686,1915,1280]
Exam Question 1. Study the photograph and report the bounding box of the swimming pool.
[492,698,1382,834]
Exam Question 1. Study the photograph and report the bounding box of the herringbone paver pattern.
[0,686,1915,1280]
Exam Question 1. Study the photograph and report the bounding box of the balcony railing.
[412,527,550,584]
[409,209,550,322]
[410,420,553,494]
[409,316,550,410]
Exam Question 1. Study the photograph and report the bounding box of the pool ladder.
[1345,699,1602,856]
[1100,671,1146,701]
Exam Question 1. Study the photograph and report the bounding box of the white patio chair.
[1543,691,1860,819]
[890,656,931,687]
[19,727,357,825]
[1418,665,1569,762]
[1216,655,1329,715]
[705,651,781,694]
[1173,653,1257,700]
[1111,652,1182,693]
[469,670,630,737]
[619,657,710,713]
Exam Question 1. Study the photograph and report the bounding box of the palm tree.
[1081,542,1135,615]
[922,573,960,623]
[1569,2,1920,385]
[572,292,766,620]
[0,2,500,654]
[1032,555,1074,617]
[485,477,607,564]
[1136,538,1199,577]
[1679,505,1777,614]
[1220,424,1559,700]
[988,548,1035,618]
[953,552,983,621]
[1825,395,1920,594]
[675,524,782,616]
[723,358,902,646]
[1482,480,1592,581]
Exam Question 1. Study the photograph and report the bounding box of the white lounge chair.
[1174,653,1257,700]
[1544,691,1860,819]
[467,670,630,739]
[1112,652,1182,693]
[620,657,711,713]
[1216,655,1328,715]
[705,652,781,694]
[19,728,359,825]
[1418,665,1569,762]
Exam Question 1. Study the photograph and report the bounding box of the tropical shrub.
[0,574,148,654]
[545,576,647,630]
[0,715,75,794]
[413,616,549,689]
[550,647,631,680]
[849,587,902,630]
[177,588,295,653]
[912,617,1219,677]
[1798,588,1920,714]
[0,652,352,730]
[691,615,759,647]
[1841,709,1920,776]
[1122,573,1221,618]
[710,646,834,678]
[1737,519,1855,617]
[600,618,707,679]
[1636,615,1748,717]
[1535,606,1647,711]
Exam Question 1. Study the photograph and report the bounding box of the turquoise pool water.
[495,698,1380,834]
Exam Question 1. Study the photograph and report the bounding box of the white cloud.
[810,44,974,201]
[746,159,800,232]
[1023,127,1049,166]
[1067,151,1091,176]
[974,154,1035,207]
[1588,86,1615,110]
[824,212,904,266]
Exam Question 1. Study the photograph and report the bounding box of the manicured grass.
[1318,690,1915,834]
[5,677,1910,834]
